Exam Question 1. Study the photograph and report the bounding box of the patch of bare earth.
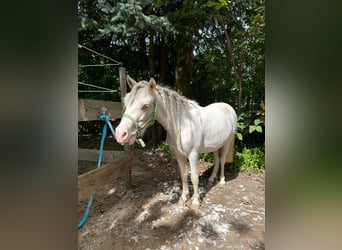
[78,148,265,250]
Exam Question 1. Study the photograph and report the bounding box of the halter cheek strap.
[122,101,157,137]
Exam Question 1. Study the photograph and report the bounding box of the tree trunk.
[175,44,194,98]
[149,31,156,77]
[138,32,149,79]
[146,31,163,146]
[159,36,167,84]
[217,14,243,113]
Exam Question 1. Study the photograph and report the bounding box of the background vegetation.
[78,0,265,171]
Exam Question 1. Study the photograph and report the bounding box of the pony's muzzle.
[118,130,128,143]
[116,126,128,144]
[116,125,137,145]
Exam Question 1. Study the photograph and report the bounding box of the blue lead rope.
[78,113,115,229]
[78,111,144,229]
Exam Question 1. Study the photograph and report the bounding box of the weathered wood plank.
[78,99,123,121]
[78,154,132,201]
[119,67,127,101]
[78,149,124,163]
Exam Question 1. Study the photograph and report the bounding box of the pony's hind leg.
[176,156,189,204]
[219,135,234,184]
[219,150,227,184]
[209,151,220,183]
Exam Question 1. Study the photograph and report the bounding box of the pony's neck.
[153,88,172,132]
[153,86,198,134]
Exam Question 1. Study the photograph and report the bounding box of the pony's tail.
[225,134,235,163]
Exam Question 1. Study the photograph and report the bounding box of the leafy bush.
[233,147,265,172]
[156,140,173,156]
[156,141,265,173]
[236,103,265,149]
[236,106,264,141]
[199,152,214,168]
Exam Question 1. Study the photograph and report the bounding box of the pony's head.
[115,75,157,145]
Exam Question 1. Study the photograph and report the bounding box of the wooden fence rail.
[78,153,132,202]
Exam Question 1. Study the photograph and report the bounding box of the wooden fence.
[78,67,132,201]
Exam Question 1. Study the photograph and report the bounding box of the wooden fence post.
[119,67,127,102]
[119,66,132,188]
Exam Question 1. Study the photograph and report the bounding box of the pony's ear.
[148,77,156,92]
[126,75,137,89]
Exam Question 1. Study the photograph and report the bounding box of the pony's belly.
[199,134,230,152]
[203,130,230,146]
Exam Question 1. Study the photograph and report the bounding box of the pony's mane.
[124,80,200,109]
[155,84,199,108]
[123,81,149,108]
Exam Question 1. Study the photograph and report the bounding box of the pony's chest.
[166,120,196,155]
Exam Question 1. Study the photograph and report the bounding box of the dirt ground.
[78,136,265,250]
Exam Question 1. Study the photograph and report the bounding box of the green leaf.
[254,118,262,125]
[207,1,216,8]
[238,122,247,129]
[156,0,164,9]
[255,125,263,133]
[219,0,229,10]
[249,125,256,133]
[208,0,229,10]
[236,133,243,141]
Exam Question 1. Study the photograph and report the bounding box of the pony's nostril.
[121,131,128,141]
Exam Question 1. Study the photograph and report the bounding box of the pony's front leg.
[176,156,189,204]
[188,151,200,208]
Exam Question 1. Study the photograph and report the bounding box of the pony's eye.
[142,104,149,111]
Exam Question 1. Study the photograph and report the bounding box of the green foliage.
[156,140,264,173]
[233,147,265,172]
[207,0,229,11]
[249,118,263,134]
[236,102,265,146]
[94,0,176,40]
[78,0,265,147]
[199,152,214,168]
[156,140,173,156]
[191,0,264,109]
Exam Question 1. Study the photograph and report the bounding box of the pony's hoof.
[178,199,186,206]
[180,193,189,202]
[219,178,225,185]
[208,177,215,183]
[192,198,200,208]
[178,194,188,206]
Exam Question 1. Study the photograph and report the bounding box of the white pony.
[116,76,237,208]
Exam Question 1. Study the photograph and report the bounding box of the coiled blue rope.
[78,112,116,229]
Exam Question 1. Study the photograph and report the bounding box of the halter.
[122,100,157,137]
